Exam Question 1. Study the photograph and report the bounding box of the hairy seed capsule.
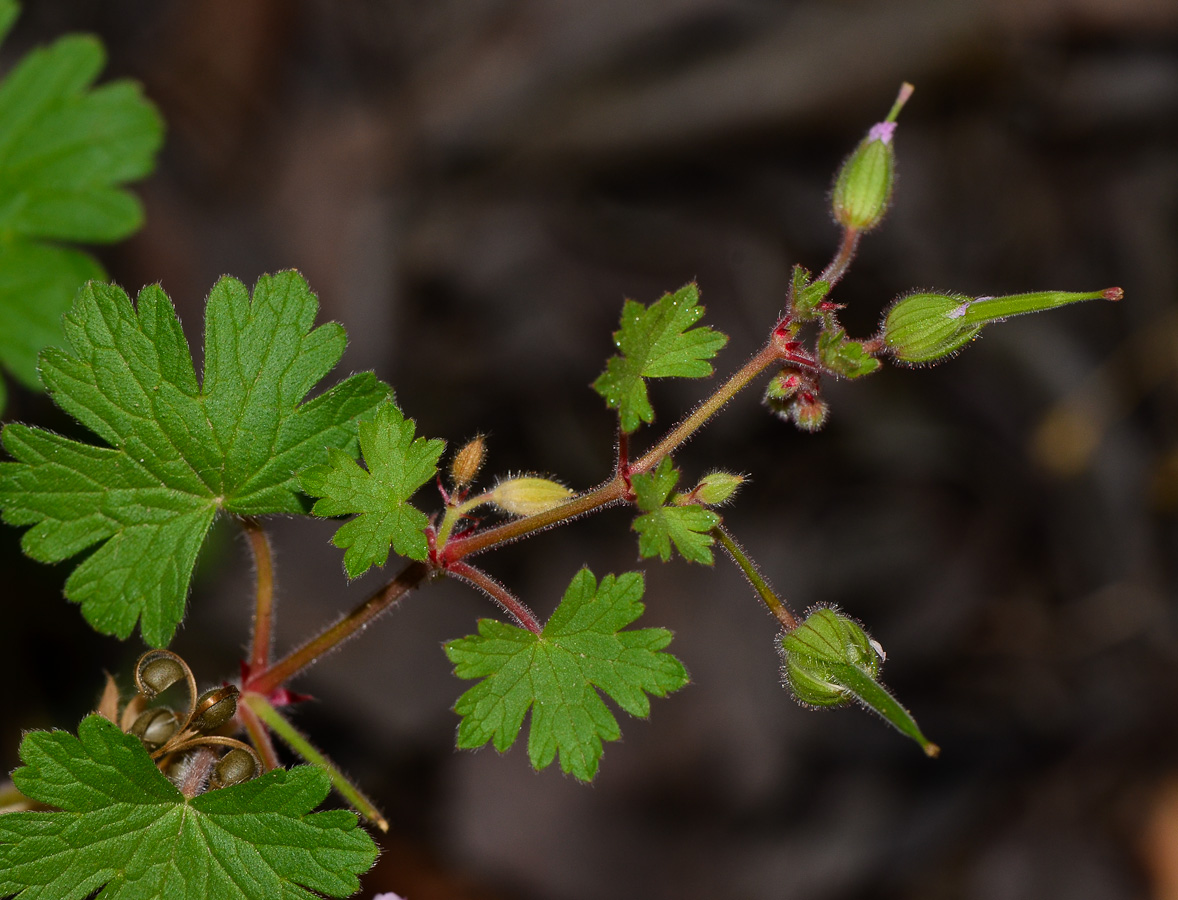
[191,685,239,732]
[780,608,880,708]
[209,748,260,790]
[138,657,185,698]
[131,707,179,749]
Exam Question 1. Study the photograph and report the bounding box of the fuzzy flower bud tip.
[450,435,486,489]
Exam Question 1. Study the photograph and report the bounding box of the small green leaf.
[0,8,163,411]
[0,715,377,899]
[445,568,689,781]
[817,328,881,379]
[593,284,728,433]
[781,608,939,756]
[789,265,830,321]
[632,457,719,564]
[0,272,390,645]
[301,399,444,577]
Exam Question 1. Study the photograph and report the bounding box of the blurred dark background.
[2,1,1177,898]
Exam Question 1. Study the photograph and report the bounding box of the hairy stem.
[236,697,281,772]
[819,227,861,288]
[446,341,784,562]
[241,517,275,673]
[244,694,388,832]
[633,342,782,473]
[246,560,432,694]
[712,524,797,629]
[446,561,543,634]
[258,339,786,689]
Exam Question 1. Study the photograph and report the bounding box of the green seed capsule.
[209,748,259,790]
[780,608,879,707]
[882,292,979,364]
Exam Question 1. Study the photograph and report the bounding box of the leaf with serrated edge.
[0,715,377,899]
[0,272,390,646]
[632,457,719,564]
[0,3,162,409]
[445,568,689,781]
[300,399,444,577]
[593,284,728,433]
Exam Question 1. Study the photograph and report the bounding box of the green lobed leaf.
[0,715,378,899]
[300,398,444,577]
[0,2,163,411]
[780,608,938,756]
[593,283,728,433]
[0,272,390,646]
[445,568,689,781]
[631,457,718,564]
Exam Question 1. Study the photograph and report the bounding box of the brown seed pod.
[138,657,185,698]
[190,685,239,732]
[130,707,180,750]
[209,747,260,790]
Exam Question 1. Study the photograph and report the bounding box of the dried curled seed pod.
[137,657,185,698]
[209,747,260,790]
[130,707,179,750]
[190,685,239,732]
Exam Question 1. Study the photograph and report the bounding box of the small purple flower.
[867,121,897,145]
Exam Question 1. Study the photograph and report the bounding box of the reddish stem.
[246,560,432,695]
[236,696,281,772]
[241,517,275,673]
[819,227,861,287]
[445,561,544,635]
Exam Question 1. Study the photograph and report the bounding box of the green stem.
[711,524,797,629]
[435,491,494,549]
[244,694,389,832]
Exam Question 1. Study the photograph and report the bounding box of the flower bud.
[765,367,806,404]
[490,476,574,516]
[450,435,486,489]
[689,472,744,506]
[831,83,912,232]
[790,394,828,432]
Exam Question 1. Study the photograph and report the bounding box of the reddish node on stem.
[1103,287,1124,302]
